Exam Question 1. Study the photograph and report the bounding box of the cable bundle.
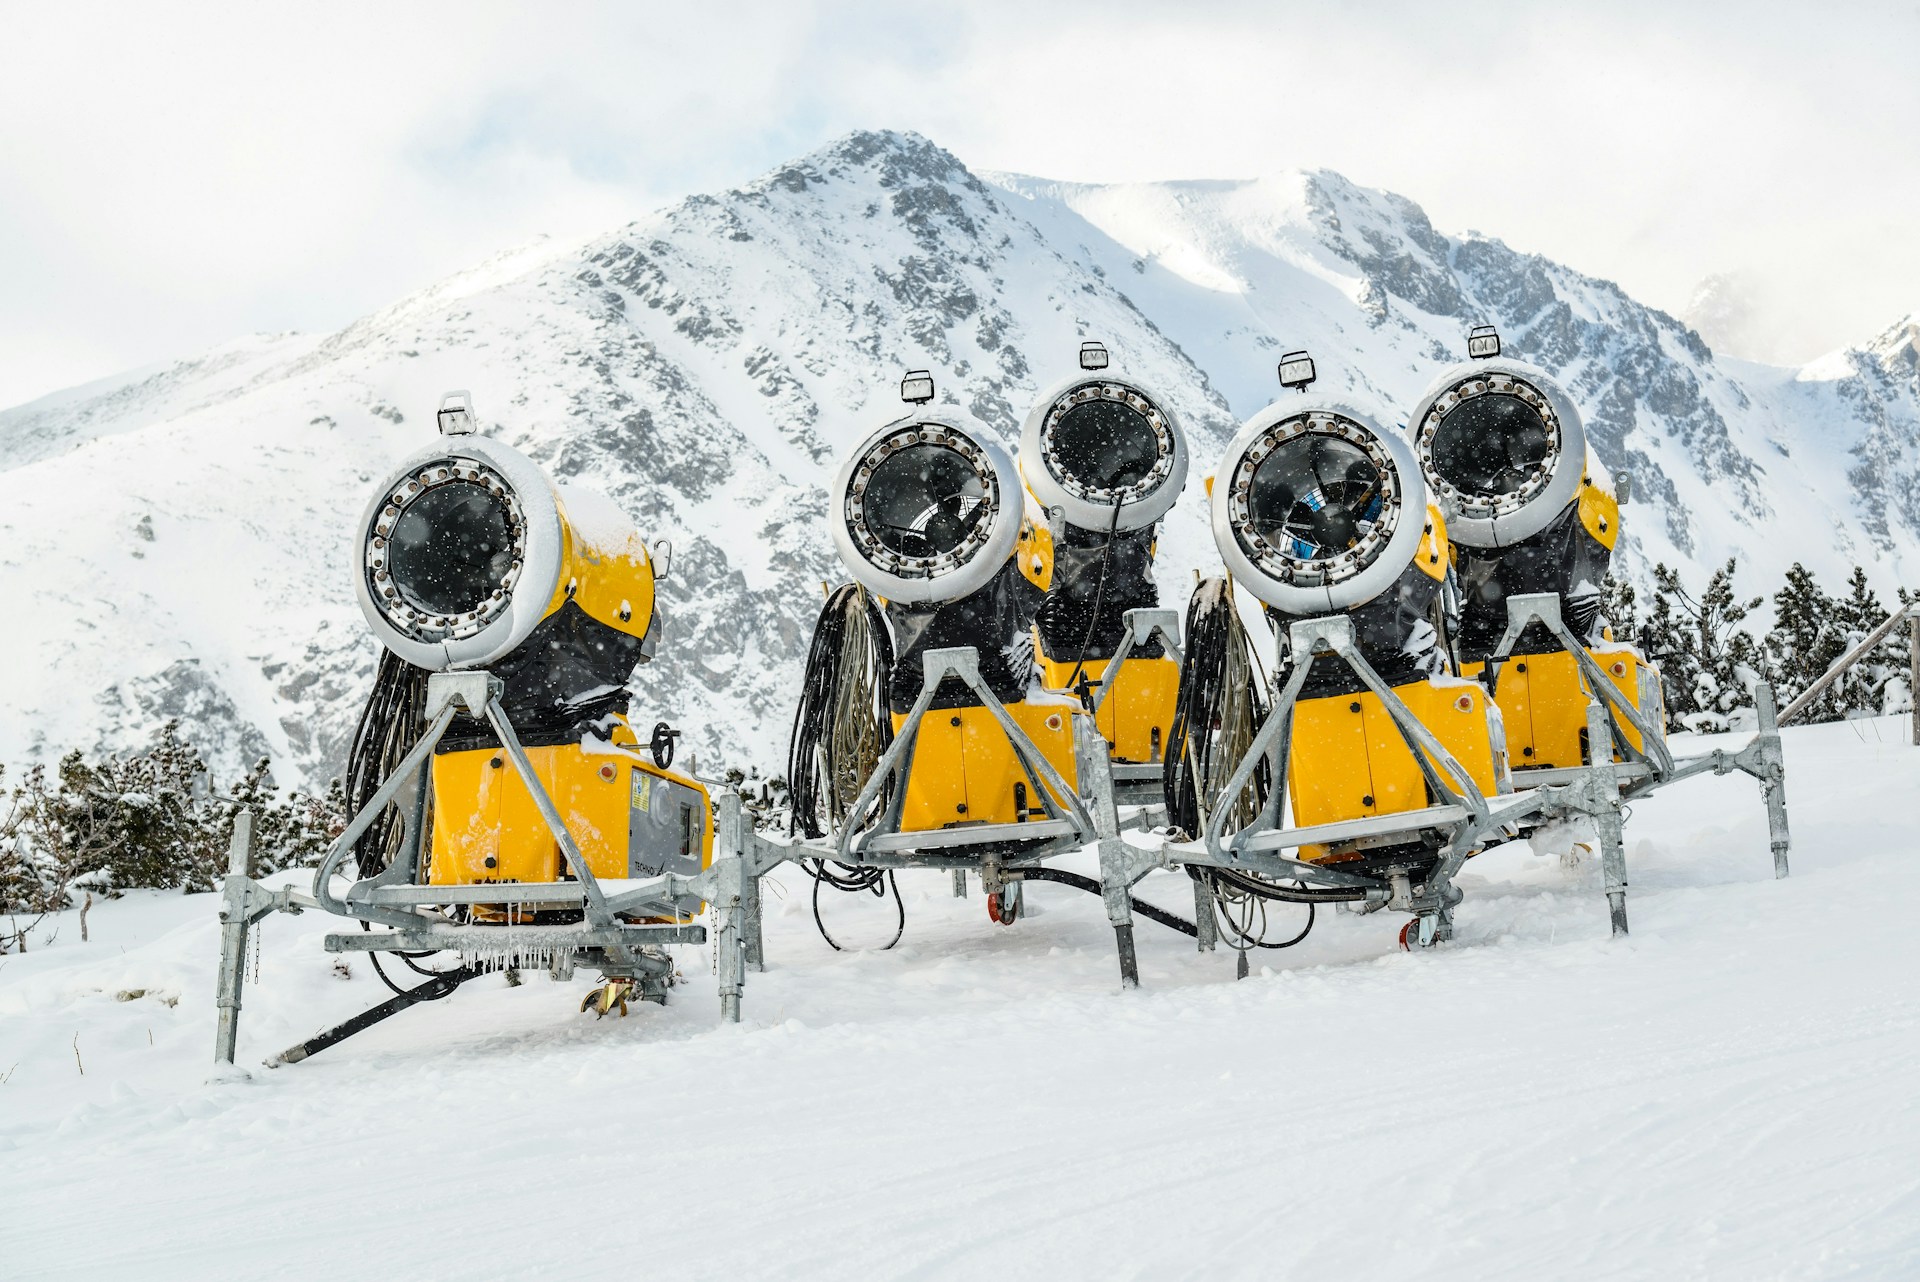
[787,584,908,949]
[788,583,895,840]
[343,647,432,879]
[1163,577,1270,838]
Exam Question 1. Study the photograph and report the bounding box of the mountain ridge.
[3,128,1915,790]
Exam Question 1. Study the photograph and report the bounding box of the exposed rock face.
[2,130,1915,789]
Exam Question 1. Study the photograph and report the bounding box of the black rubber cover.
[1453,503,1612,662]
[885,558,1042,712]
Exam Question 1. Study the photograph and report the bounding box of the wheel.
[649,721,679,770]
[987,883,1022,925]
[1398,919,1416,951]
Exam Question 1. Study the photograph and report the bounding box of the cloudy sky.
[2,0,1916,409]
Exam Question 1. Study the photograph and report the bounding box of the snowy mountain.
[2,130,1916,790]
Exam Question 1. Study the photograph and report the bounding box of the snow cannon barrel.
[352,392,661,676]
[1407,335,1619,660]
[828,376,1040,712]
[830,402,1025,607]
[1212,396,1431,616]
[1210,387,1452,691]
[1019,350,1187,668]
[1019,355,1189,536]
[1407,351,1587,551]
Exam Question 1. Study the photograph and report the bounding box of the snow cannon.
[788,371,1097,938]
[346,390,709,904]
[212,391,758,1070]
[1164,351,1512,950]
[1017,341,1187,804]
[1409,326,1662,773]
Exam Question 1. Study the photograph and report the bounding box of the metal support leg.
[1585,703,1629,936]
[1755,683,1792,879]
[714,853,745,1024]
[742,860,765,972]
[214,810,256,1065]
[951,870,968,899]
[1191,874,1217,953]
[1080,718,1141,988]
[1910,615,1919,748]
[1096,836,1140,987]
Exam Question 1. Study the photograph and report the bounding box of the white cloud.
[2,0,1914,406]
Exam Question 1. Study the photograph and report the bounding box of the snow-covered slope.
[2,130,1916,788]
[4,716,1919,1279]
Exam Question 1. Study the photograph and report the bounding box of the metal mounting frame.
[1487,593,1793,934]
[214,669,758,1067]
[832,646,1099,867]
[1089,613,1544,985]
[736,644,1119,971]
[1082,607,1184,810]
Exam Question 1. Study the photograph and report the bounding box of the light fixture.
[900,370,935,405]
[1278,351,1317,392]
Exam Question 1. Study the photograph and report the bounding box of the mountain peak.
[748,129,985,201]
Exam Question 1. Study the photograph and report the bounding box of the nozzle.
[1408,356,1586,548]
[1211,397,1427,614]
[830,407,1023,604]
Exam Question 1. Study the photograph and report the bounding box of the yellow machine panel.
[892,698,1080,831]
[1287,679,1503,860]
[428,721,712,892]
[536,491,660,642]
[1015,514,1054,592]
[1464,647,1657,770]
[1035,651,1179,765]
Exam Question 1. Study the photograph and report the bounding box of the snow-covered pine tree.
[1833,569,1914,717]
[1764,563,1847,722]
[1636,560,1763,731]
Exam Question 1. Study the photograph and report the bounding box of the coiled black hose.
[343,648,432,880]
[1163,577,1270,837]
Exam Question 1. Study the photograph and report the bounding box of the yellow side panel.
[429,741,712,886]
[1015,514,1053,592]
[1286,680,1499,860]
[1578,478,1621,551]
[1465,649,1647,770]
[539,492,657,642]
[893,699,1079,831]
[1414,503,1450,583]
[1288,693,1374,829]
[894,707,968,831]
[1034,651,1180,765]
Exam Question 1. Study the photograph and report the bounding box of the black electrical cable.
[356,919,467,995]
[1021,859,1336,951]
[1062,494,1128,709]
[1017,866,1201,937]
[804,859,905,951]
[1186,866,1321,948]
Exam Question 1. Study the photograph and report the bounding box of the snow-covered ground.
[4,716,1918,1280]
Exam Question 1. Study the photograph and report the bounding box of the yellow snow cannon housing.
[351,397,710,913]
[1210,397,1507,871]
[806,401,1079,838]
[1017,352,1188,774]
[1407,348,1664,772]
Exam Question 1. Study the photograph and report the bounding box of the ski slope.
[3,716,1918,1280]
